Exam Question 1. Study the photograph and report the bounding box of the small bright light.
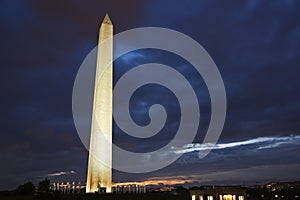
[275,194,278,198]
[207,195,213,200]
[238,195,244,200]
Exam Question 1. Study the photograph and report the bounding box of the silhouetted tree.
[15,181,35,195]
[36,178,52,200]
[174,186,190,199]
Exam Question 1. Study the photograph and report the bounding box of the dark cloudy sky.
[1,0,300,190]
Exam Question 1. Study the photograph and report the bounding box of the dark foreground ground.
[0,192,190,200]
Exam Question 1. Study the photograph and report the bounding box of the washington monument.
[86,14,113,193]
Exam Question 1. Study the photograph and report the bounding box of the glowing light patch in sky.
[173,135,300,154]
[48,170,76,177]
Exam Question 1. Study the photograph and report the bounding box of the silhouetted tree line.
[0,178,55,200]
[2,179,299,200]
[0,181,190,200]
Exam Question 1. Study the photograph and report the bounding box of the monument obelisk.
[86,14,113,193]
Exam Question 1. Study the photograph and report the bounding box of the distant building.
[265,181,300,192]
[189,186,246,200]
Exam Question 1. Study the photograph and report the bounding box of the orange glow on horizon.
[112,179,194,187]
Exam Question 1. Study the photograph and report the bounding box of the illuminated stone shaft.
[86,14,113,193]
